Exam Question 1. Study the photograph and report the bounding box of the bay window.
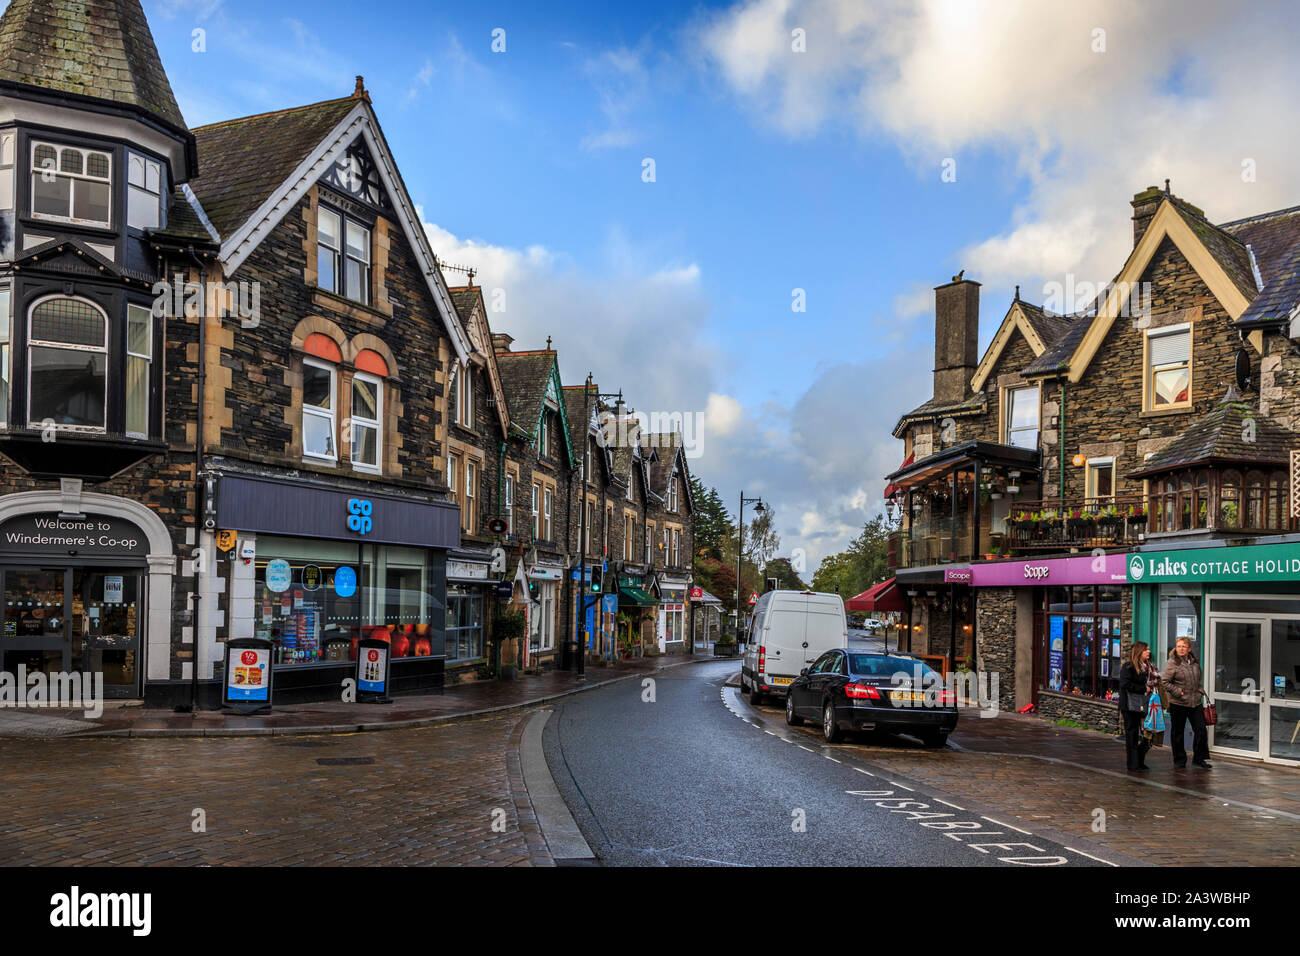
[31,141,111,227]
[28,296,107,430]
[126,151,163,230]
[301,359,336,460]
[350,372,382,472]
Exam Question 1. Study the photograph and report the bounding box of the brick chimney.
[491,333,513,353]
[932,276,980,405]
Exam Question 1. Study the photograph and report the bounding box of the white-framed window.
[318,205,371,305]
[504,472,515,534]
[1086,457,1115,505]
[644,523,652,562]
[584,441,592,483]
[31,141,111,226]
[447,453,458,496]
[532,483,541,539]
[0,131,15,218]
[301,358,337,460]
[456,365,474,427]
[530,580,555,651]
[1,284,13,427]
[667,475,679,512]
[1005,384,1040,449]
[539,414,549,458]
[28,296,107,432]
[626,470,635,501]
[126,151,163,230]
[624,513,633,561]
[543,486,553,540]
[663,528,670,563]
[585,500,594,553]
[125,304,151,437]
[350,372,382,473]
[672,529,680,567]
[1147,325,1191,409]
[465,459,477,533]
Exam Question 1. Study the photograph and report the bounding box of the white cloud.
[704,393,744,437]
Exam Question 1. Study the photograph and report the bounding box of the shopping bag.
[1143,691,1165,733]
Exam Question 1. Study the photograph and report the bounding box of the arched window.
[28,296,107,430]
[1220,470,1241,529]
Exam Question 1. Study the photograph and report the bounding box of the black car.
[785,649,958,747]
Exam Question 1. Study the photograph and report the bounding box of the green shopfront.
[1128,540,1300,765]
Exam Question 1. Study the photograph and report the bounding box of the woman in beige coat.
[1162,637,1211,769]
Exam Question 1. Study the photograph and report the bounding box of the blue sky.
[142,0,1300,574]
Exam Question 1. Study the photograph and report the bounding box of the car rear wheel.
[785,694,803,726]
[822,701,841,743]
[920,731,948,748]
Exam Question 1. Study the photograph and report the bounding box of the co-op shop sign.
[347,498,373,536]
[1127,544,1300,583]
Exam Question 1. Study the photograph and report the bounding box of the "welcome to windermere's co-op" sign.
[1126,542,1300,584]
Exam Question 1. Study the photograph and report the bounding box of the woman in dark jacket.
[1162,637,1211,769]
[1119,641,1158,771]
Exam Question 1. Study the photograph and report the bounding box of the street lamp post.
[736,491,765,647]
[574,377,624,680]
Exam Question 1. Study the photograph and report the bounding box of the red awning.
[845,577,904,613]
[883,453,914,499]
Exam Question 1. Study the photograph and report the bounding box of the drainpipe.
[185,246,207,713]
[1058,380,1067,502]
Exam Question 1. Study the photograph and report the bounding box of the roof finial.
[1164,178,1171,195]
[353,75,370,102]
[1014,284,1020,302]
[466,267,475,287]
[546,335,552,351]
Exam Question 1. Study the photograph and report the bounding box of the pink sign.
[970,553,1128,587]
[943,567,972,583]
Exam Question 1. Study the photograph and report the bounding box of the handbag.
[1202,690,1218,726]
[1123,686,1146,713]
[1143,691,1165,733]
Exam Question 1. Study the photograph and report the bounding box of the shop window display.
[1041,585,1122,699]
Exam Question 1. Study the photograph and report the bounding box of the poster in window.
[1049,615,1065,692]
[103,575,123,604]
[301,565,322,591]
[265,559,292,593]
[1101,658,1109,677]
[1176,615,1196,639]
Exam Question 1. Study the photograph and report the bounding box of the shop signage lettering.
[1023,565,1049,580]
[448,560,489,581]
[1127,543,1300,583]
[346,498,373,535]
[0,514,148,557]
[972,553,1126,587]
[944,568,972,583]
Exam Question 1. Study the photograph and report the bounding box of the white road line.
[982,815,1030,835]
[855,768,874,776]
[764,730,777,736]
[825,756,841,763]
[887,781,914,791]
[934,798,965,811]
[799,746,816,753]
[1065,846,1118,867]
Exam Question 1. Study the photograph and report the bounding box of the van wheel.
[822,701,841,743]
[785,694,803,726]
[920,731,948,749]
[748,683,764,706]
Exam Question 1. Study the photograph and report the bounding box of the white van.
[740,590,848,703]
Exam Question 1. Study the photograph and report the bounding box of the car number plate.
[890,690,924,703]
[770,677,793,686]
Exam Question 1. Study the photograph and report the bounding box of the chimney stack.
[932,276,980,405]
[491,332,514,353]
[1131,185,1163,247]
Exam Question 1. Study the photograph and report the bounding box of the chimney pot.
[491,332,514,353]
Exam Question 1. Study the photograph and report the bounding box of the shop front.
[208,472,459,705]
[972,552,1129,724]
[0,489,174,700]
[446,551,493,680]
[616,568,657,657]
[1128,540,1300,765]
[896,565,972,669]
[655,574,691,654]
[525,561,563,668]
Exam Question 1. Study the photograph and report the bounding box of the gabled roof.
[1021,317,1089,378]
[447,285,509,436]
[190,97,357,237]
[891,391,987,440]
[1063,198,1257,382]
[14,236,154,285]
[496,350,575,467]
[969,298,1070,392]
[642,432,694,515]
[187,88,472,365]
[0,0,187,130]
[1128,389,1297,478]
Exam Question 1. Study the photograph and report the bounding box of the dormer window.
[667,475,679,512]
[317,205,371,305]
[31,142,111,227]
[539,413,549,458]
[27,296,107,431]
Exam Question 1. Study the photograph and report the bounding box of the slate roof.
[1171,197,1259,303]
[0,0,186,130]
[1128,390,1298,478]
[1221,205,1300,329]
[146,186,216,245]
[1021,315,1088,377]
[642,432,681,498]
[1016,300,1073,348]
[495,351,556,439]
[188,96,358,237]
[891,391,987,438]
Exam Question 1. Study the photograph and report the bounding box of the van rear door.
[803,595,848,663]
[761,598,807,685]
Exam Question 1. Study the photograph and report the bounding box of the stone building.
[885,184,1300,752]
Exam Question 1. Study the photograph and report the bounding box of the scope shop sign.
[1127,542,1300,584]
[0,513,149,558]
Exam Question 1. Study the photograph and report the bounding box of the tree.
[744,506,780,567]
[689,474,734,561]
[765,556,807,591]
[810,513,893,598]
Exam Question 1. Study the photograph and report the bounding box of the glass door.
[1209,617,1263,757]
[71,570,142,698]
[1267,619,1300,764]
[2,567,69,676]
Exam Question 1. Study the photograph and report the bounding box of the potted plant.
[1037,508,1060,539]
[1220,500,1240,528]
[1126,504,1148,527]
[1095,504,1121,536]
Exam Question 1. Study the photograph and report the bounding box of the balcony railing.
[1006,495,1148,550]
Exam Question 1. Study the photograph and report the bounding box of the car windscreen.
[848,654,940,681]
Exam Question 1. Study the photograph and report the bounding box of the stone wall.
[976,587,1017,711]
[1036,690,1120,734]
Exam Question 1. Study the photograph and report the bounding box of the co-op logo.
[347,498,373,535]
[1128,554,1145,581]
